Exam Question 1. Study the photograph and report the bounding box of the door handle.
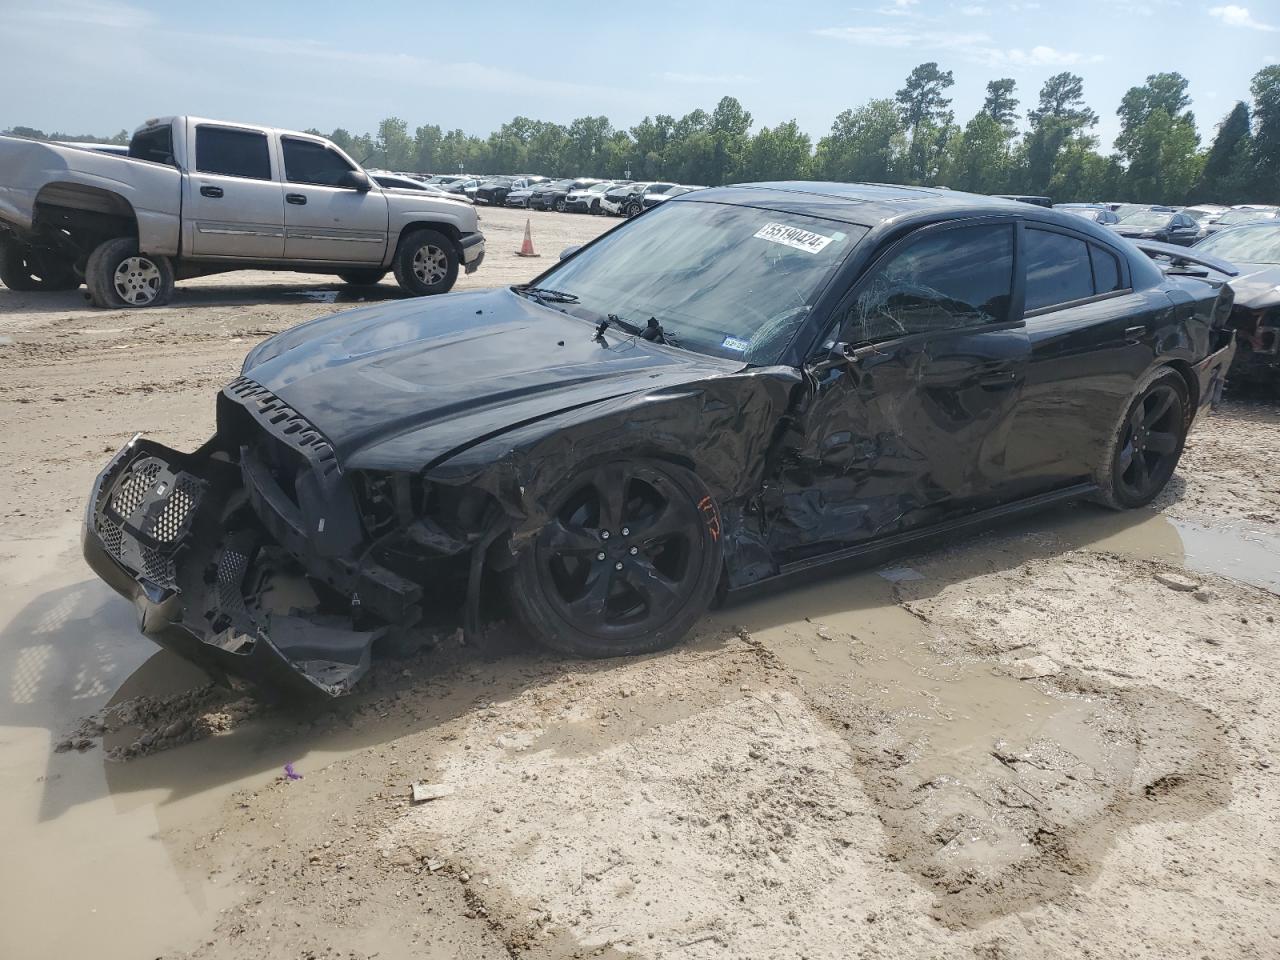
[1125,325,1146,342]
[977,370,1018,389]
[286,193,307,205]
[200,185,223,198]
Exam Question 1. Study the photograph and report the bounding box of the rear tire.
[1094,368,1188,510]
[337,269,387,286]
[506,458,723,659]
[85,237,174,308]
[0,239,79,291]
[391,228,458,296]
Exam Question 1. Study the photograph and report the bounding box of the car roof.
[675,181,1054,227]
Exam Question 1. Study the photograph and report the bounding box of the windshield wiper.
[514,284,579,303]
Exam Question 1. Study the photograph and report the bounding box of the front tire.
[392,228,458,296]
[554,199,567,213]
[507,459,723,659]
[85,238,174,308]
[338,269,387,286]
[1094,369,1188,509]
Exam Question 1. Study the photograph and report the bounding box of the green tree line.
[6,63,1277,204]
[311,64,1278,205]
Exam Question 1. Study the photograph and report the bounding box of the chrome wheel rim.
[411,244,448,285]
[113,256,161,305]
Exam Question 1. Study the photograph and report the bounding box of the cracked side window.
[844,224,1015,343]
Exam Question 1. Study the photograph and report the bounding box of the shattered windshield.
[533,199,864,363]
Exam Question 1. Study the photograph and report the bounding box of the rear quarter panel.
[0,136,182,254]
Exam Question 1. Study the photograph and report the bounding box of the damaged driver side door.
[768,217,1029,555]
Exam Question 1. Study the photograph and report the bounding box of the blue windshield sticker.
[721,336,751,353]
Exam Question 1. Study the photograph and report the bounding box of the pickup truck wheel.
[392,229,458,296]
[507,458,723,659]
[0,240,79,291]
[85,238,174,308]
[337,269,387,286]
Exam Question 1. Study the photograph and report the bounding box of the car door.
[279,136,389,263]
[1001,224,1165,492]
[769,218,1030,554]
[185,123,285,259]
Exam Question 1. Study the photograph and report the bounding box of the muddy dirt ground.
[1,205,1278,960]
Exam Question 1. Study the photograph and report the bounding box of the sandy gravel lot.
[1,205,1278,960]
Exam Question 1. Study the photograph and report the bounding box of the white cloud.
[658,71,753,85]
[987,45,1105,67]
[960,4,991,14]
[1208,5,1277,30]
[814,26,992,50]
[814,26,1097,69]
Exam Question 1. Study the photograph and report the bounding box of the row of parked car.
[364,171,706,217]
[1048,201,1280,246]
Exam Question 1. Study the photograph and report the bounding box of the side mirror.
[810,341,879,375]
[809,342,853,375]
[559,245,581,261]
[341,170,372,192]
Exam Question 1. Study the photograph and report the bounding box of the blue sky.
[3,0,1276,151]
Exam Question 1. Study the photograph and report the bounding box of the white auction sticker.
[753,221,834,254]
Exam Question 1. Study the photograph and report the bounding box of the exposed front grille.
[225,377,340,478]
[148,476,200,543]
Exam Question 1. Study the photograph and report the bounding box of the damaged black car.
[83,183,1237,697]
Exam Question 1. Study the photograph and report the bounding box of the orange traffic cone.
[515,218,540,257]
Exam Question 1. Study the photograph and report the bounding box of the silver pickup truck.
[0,116,485,307]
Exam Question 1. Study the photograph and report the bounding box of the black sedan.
[1109,209,1202,245]
[81,183,1236,696]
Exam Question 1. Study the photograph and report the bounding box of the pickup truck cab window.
[844,222,1015,342]
[129,125,175,166]
[195,126,272,181]
[282,137,357,187]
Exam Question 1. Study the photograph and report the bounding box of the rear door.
[279,136,389,263]
[185,123,285,258]
[1002,224,1162,491]
[771,218,1030,553]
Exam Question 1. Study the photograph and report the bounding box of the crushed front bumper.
[82,435,387,697]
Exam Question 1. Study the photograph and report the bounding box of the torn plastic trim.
[83,436,385,698]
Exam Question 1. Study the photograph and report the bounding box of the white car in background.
[564,181,617,214]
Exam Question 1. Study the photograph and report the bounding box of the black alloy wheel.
[508,460,722,658]
[1096,371,1188,509]
[1115,382,1183,502]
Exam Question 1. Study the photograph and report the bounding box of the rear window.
[195,126,271,180]
[129,125,175,166]
[1024,230,1094,311]
[1090,244,1123,293]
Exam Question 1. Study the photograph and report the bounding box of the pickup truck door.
[278,136,389,263]
[185,123,285,259]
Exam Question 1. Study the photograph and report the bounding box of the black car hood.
[239,289,744,471]
[1228,263,1280,309]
